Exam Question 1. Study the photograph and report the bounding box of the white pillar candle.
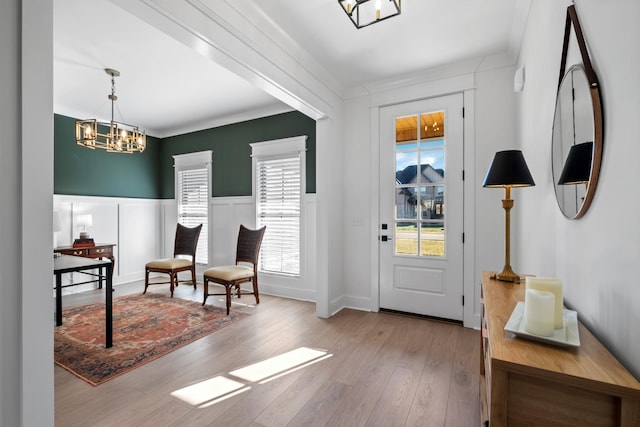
[526,277,564,329]
[524,289,555,337]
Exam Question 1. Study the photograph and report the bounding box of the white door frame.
[369,83,478,328]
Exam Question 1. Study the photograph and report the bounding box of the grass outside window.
[395,224,445,256]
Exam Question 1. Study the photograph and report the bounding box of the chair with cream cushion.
[144,223,202,297]
[202,225,266,314]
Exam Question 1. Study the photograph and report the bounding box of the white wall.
[339,96,373,311]
[1,4,22,425]
[516,0,640,379]
[473,66,521,319]
[1,0,55,425]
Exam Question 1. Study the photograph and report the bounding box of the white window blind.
[251,136,306,278]
[256,156,301,275]
[174,151,211,265]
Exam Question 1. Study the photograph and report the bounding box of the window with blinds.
[174,151,211,266]
[251,136,306,278]
[256,156,301,276]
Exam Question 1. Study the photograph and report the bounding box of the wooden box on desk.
[479,271,640,426]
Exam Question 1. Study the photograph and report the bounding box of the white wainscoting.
[53,194,317,302]
[210,196,255,267]
[53,195,162,294]
[117,200,162,284]
[208,195,317,303]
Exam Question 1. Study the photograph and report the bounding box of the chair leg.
[143,269,149,294]
[191,266,197,289]
[202,278,209,306]
[170,273,175,297]
[225,284,232,315]
[253,278,260,304]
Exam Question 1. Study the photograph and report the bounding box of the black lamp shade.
[483,150,535,188]
[558,141,593,185]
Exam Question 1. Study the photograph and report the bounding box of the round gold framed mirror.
[551,64,602,219]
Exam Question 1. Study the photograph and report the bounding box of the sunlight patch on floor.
[230,347,331,383]
[171,376,250,408]
[171,346,331,408]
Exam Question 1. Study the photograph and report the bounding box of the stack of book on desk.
[72,238,95,248]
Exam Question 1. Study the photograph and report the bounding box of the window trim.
[173,150,212,265]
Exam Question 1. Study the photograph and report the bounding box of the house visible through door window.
[173,151,212,265]
[251,136,306,277]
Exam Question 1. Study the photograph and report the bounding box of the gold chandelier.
[75,68,146,153]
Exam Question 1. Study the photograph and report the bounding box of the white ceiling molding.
[160,104,294,139]
[370,73,476,109]
[109,0,336,120]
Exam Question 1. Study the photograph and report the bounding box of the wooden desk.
[480,271,640,426]
[54,243,115,288]
[54,255,113,348]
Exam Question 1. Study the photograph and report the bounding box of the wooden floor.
[55,281,480,427]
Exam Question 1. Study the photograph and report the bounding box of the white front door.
[379,94,464,320]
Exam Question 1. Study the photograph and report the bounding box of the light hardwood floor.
[55,281,480,426]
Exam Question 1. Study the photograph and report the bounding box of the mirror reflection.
[552,64,599,219]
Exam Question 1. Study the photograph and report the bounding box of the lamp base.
[491,265,521,283]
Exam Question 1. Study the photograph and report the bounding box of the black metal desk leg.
[56,273,62,326]
[105,263,113,348]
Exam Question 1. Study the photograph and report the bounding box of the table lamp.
[483,150,535,282]
[76,214,93,239]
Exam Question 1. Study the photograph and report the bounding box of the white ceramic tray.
[504,301,580,347]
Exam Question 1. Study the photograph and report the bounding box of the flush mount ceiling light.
[338,0,401,29]
[76,68,146,153]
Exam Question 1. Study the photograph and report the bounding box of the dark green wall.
[54,114,162,198]
[160,111,316,198]
[54,111,316,199]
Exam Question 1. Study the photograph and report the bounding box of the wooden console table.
[480,271,640,426]
[54,243,115,288]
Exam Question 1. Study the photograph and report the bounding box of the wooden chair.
[144,223,202,297]
[202,225,266,314]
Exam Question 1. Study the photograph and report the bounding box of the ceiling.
[54,0,530,138]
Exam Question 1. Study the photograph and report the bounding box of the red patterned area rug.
[54,293,249,386]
